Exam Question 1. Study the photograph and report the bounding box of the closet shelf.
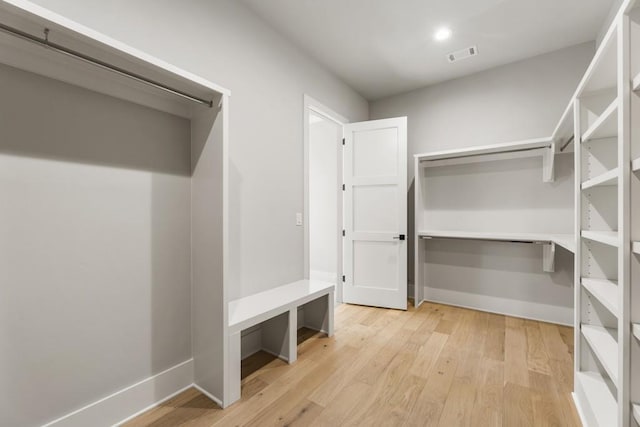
[581,278,618,317]
[575,372,617,427]
[634,242,640,255]
[581,325,618,385]
[634,324,640,342]
[581,99,618,143]
[581,230,619,247]
[581,168,618,190]
[415,138,552,163]
[417,230,575,253]
[633,157,640,172]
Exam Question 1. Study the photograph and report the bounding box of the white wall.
[370,42,596,322]
[25,0,369,303]
[0,63,192,427]
[309,114,341,281]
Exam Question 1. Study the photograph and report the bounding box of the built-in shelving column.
[574,12,630,425]
[629,5,640,426]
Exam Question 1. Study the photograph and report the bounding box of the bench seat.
[225,279,335,406]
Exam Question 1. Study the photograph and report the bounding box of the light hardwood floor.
[124,302,580,426]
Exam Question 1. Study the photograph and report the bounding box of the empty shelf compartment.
[581,278,618,317]
[581,324,618,385]
[582,99,618,143]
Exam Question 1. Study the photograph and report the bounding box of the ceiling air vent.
[447,45,478,63]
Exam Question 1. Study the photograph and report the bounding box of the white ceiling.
[241,0,615,100]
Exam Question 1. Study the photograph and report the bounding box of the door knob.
[393,234,405,241]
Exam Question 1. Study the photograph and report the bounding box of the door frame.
[303,94,348,303]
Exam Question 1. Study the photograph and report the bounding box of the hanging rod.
[419,235,548,245]
[0,22,214,107]
[420,145,550,163]
[559,135,575,152]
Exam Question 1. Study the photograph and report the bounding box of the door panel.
[343,117,407,310]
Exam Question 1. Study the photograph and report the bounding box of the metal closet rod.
[559,135,575,152]
[0,22,214,107]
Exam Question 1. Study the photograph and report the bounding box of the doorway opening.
[303,95,347,303]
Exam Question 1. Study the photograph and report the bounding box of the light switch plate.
[296,213,303,226]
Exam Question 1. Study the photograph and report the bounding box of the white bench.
[227,279,335,405]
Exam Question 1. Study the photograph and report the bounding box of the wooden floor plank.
[505,317,530,387]
[470,358,504,427]
[525,323,553,375]
[504,382,535,427]
[437,379,476,427]
[125,303,577,427]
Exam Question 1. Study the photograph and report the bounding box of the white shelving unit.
[413,116,575,317]
[573,1,639,425]
[0,0,236,415]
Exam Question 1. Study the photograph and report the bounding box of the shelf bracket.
[541,241,556,272]
[542,142,555,183]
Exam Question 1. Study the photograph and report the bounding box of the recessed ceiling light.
[434,27,452,41]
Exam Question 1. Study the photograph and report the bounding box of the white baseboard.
[42,359,194,427]
[424,287,573,326]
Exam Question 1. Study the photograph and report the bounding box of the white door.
[343,117,407,310]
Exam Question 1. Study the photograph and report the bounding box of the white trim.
[41,359,194,427]
[303,94,348,305]
[423,287,573,326]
